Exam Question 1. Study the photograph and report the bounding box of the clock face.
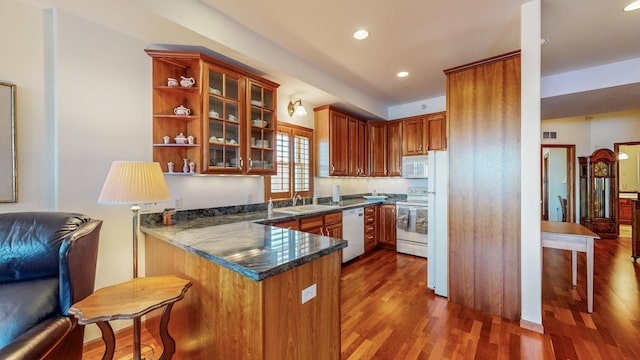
[594,161,609,177]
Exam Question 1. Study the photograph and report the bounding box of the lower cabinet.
[379,204,396,250]
[270,218,299,230]
[298,212,343,237]
[620,198,633,225]
[364,205,378,253]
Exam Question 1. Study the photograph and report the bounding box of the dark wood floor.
[84,234,640,359]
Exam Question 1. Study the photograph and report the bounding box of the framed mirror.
[0,81,17,202]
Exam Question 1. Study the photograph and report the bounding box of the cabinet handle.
[384,168,387,175]
[419,145,422,152]
[239,157,243,168]
[249,158,253,167]
[331,164,335,174]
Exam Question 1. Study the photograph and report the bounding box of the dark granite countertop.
[141,196,399,281]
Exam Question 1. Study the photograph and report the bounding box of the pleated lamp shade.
[98,161,170,204]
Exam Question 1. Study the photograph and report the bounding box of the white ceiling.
[35,0,640,120]
[195,0,640,119]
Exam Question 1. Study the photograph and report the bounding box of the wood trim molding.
[443,50,521,75]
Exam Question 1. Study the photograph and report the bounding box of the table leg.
[587,238,594,313]
[96,321,115,360]
[158,303,177,360]
[572,250,577,286]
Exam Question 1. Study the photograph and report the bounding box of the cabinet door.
[379,205,396,248]
[402,118,423,155]
[330,111,349,176]
[425,112,446,151]
[271,219,299,230]
[204,63,244,174]
[325,223,343,239]
[368,122,388,176]
[348,118,359,176]
[387,120,403,177]
[247,79,277,175]
[357,120,368,177]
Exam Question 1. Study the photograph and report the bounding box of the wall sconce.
[287,99,308,117]
[618,151,629,160]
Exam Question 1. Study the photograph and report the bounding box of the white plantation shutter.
[265,124,313,201]
[294,135,310,192]
[271,131,290,193]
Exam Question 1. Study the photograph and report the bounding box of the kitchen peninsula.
[141,211,348,359]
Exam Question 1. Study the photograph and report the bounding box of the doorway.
[541,144,576,222]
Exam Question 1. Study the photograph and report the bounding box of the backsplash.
[141,192,406,225]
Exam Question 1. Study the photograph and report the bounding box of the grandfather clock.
[579,148,619,238]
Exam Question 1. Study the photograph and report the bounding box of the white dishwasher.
[341,208,364,263]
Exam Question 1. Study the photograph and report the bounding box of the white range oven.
[396,187,428,258]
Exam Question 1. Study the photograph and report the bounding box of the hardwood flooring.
[83,234,640,359]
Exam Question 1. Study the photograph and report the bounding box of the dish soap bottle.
[268,198,273,214]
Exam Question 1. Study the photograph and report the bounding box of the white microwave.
[402,155,429,178]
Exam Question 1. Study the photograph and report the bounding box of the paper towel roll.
[332,184,340,203]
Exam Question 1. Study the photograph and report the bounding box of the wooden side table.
[69,275,191,360]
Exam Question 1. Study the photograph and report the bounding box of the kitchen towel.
[415,208,428,234]
[396,207,409,230]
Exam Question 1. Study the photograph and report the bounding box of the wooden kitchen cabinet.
[315,105,368,177]
[379,204,396,250]
[363,205,378,253]
[270,218,299,230]
[368,121,388,176]
[146,49,279,175]
[619,198,633,225]
[401,111,447,156]
[298,211,342,237]
[387,120,403,177]
[357,119,368,177]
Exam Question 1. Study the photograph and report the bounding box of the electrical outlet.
[246,192,253,204]
[301,284,317,304]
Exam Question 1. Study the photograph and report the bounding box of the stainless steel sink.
[273,204,339,215]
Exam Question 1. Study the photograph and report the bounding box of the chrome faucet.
[292,193,303,206]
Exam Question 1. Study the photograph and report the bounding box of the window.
[265,123,313,201]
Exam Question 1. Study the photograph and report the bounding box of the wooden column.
[444,51,522,320]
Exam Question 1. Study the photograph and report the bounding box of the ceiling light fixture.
[287,99,308,117]
[353,29,369,40]
[624,0,640,11]
[397,71,409,78]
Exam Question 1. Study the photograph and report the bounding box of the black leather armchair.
[0,212,102,360]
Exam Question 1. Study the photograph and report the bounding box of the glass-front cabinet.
[205,64,243,174]
[579,148,619,238]
[247,80,276,174]
[146,50,279,176]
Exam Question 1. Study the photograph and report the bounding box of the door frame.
[540,144,576,222]
[614,141,640,195]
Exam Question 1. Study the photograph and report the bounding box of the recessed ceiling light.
[624,0,640,11]
[397,71,409,78]
[353,29,369,40]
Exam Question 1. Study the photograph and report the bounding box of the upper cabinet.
[315,106,366,177]
[400,111,447,155]
[387,120,403,177]
[146,50,279,175]
[367,121,388,176]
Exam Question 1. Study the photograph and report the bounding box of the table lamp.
[97,161,170,360]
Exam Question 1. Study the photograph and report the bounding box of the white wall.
[0,0,52,211]
[542,109,640,220]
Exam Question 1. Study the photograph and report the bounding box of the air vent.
[542,131,557,139]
